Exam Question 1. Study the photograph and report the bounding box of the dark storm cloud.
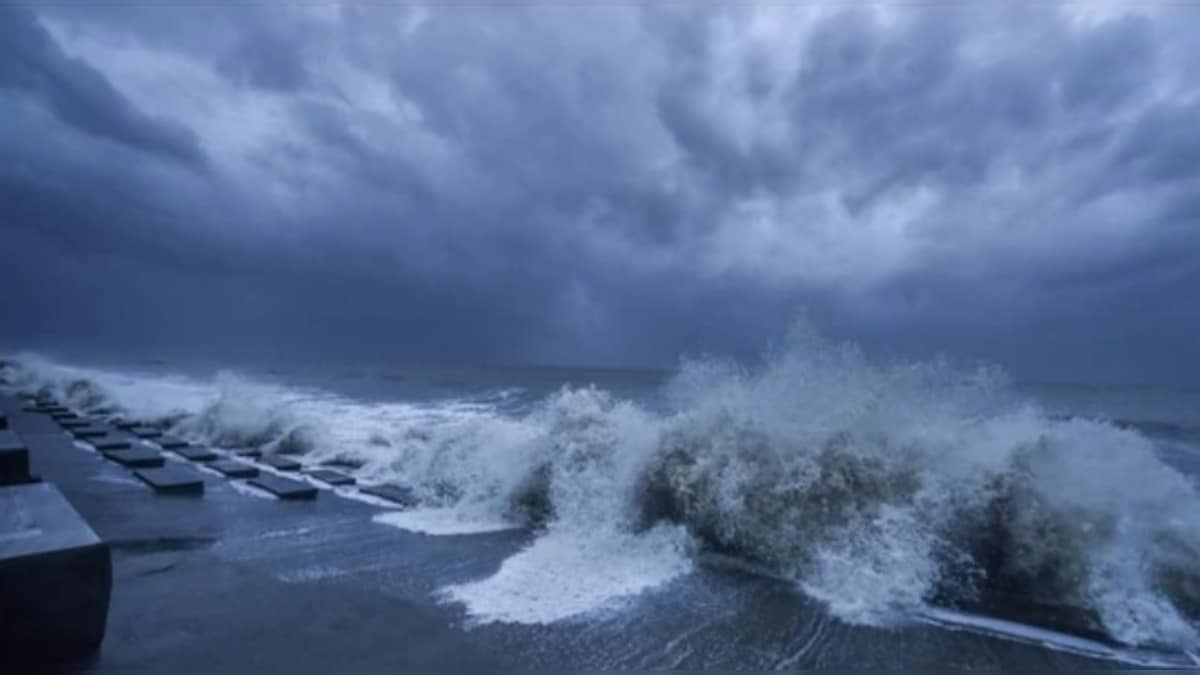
[217,30,311,92]
[0,5,205,167]
[3,2,1200,383]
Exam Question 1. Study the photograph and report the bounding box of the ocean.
[4,330,1200,668]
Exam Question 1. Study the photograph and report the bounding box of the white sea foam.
[373,508,519,536]
[442,526,694,624]
[918,607,1200,667]
[3,352,216,422]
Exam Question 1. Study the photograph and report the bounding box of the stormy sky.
[2,2,1199,384]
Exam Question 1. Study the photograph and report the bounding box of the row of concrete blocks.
[39,400,420,506]
[1,392,421,668]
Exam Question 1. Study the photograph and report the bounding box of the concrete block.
[360,484,418,507]
[262,456,301,472]
[305,469,355,486]
[71,428,109,439]
[90,436,133,452]
[130,427,162,439]
[51,412,79,421]
[5,412,61,435]
[248,475,317,501]
[101,448,165,469]
[134,466,204,496]
[0,413,7,430]
[0,396,22,415]
[173,446,217,462]
[0,431,32,486]
[233,448,263,458]
[321,457,366,470]
[155,436,189,450]
[210,460,258,479]
[0,482,111,664]
[20,433,77,455]
[0,430,24,453]
[24,405,68,415]
[59,419,92,430]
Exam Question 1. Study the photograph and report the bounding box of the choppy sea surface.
[5,329,1200,667]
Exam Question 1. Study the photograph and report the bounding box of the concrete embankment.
[0,394,506,673]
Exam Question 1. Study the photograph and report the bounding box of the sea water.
[4,326,1200,665]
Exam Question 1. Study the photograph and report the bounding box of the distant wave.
[4,324,1200,651]
[1111,418,1200,443]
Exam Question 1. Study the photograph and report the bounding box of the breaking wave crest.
[3,324,1199,649]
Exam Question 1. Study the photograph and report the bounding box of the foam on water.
[373,508,519,536]
[5,322,1200,651]
[917,607,1200,667]
[4,353,216,423]
[442,526,694,624]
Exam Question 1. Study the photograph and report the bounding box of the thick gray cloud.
[217,30,312,93]
[1,3,1199,383]
[0,5,205,166]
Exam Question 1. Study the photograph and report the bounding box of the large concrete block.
[305,469,355,486]
[130,427,162,439]
[321,457,366,470]
[173,446,217,462]
[0,482,111,665]
[0,431,33,486]
[0,396,21,415]
[360,484,418,507]
[248,475,317,501]
[71,427,109,439]
[90,436,134,452]
[101,448,165,469]
[134,466,204,496]
[155,436,189,450]
[6,412,65,436]
[261,455,301,472]
[0,431,24,453]
[59,419,92,430]
[210,459,258,479]
[233,448,263,459]
[24,405,68,415]
[0,413,7,430]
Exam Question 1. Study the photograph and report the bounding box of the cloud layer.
[2,3,1198,383]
